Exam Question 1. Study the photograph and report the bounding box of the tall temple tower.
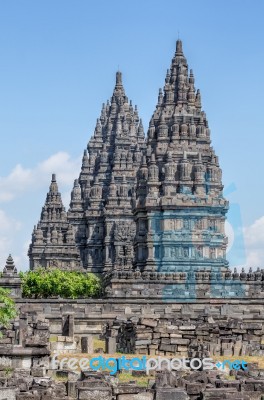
[29,40,228,277]
[29,72,146,272]
[67,71,146,273]
[134,40,228,273]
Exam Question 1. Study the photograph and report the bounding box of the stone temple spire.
[40,174,66,223]
[134,40,229,273]
[112,71,127,101]
[49,173,58,194]
[28,174,81,270]
[68,72,146,273]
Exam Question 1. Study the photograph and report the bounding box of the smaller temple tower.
[28,174,81,270]
[0,254,21,298]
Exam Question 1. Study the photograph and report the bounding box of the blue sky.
[0,0,264,270]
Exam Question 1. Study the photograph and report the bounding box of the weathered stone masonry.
[1,256,264,398]
[1,298,264,399]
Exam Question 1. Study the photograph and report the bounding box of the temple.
[28,40,229,277]
[134,40,228,273]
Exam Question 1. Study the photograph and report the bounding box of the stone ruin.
[0,308,264,399]
[1,39,264,398]
[107,315,264,358]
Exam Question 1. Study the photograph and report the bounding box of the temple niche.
[29,41,228,275]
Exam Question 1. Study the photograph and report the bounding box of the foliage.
[0,287,17,328]
[20,268,102,299]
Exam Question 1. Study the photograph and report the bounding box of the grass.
[118,371,149,387]
[93,338,105,352]
[54,374,68,382]
[4,367,13,376]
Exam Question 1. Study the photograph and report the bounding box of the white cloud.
[0,209,21,268]
[0,209,21,232]
[38,152,81,185]
[225,220,234,253]
[243,216,264,267]
[0,151,81,203]
[226,215,264,270]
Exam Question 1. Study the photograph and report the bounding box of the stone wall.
[108,315,264,357]
[0,301,263,399]
[11,297,264,340]
[105,269,264,299]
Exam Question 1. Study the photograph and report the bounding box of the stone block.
[179,325,196,330]
[50,342,64,351]
[222,349,233,357]
[15,393,38,400]
[78,388,112,399]
[0,388,17,400]
[135,340,151,346]
[203,388,238,399]
[186,382,203,394]
[31,367,46,377]
[115,386,151,395]
[140,319,157,328]
[136,333,153,340]
[117,394,154,400]
[0,338,12,344]
[25,337,47,347]
[177,346,188,352]
[159,344,176,353]
[65,336,74,343]
[64,342,77,351]
[106,337,116,354]
[155,388,189,400]
[161,338,170,344]
[0,356,12,370]
[167,325,179,332]
[170,338,190,345]
[81,336,94,354]
[233,340,242,356]
[67,380,77,398]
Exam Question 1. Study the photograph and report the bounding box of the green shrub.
[0,288,17,328]
[20,268,102,299]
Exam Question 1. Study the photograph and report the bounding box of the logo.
[51,354,248,375]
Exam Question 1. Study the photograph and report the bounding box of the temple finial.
[116,71,122,86]
[176,39,183,55]
[49,173,58,194]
